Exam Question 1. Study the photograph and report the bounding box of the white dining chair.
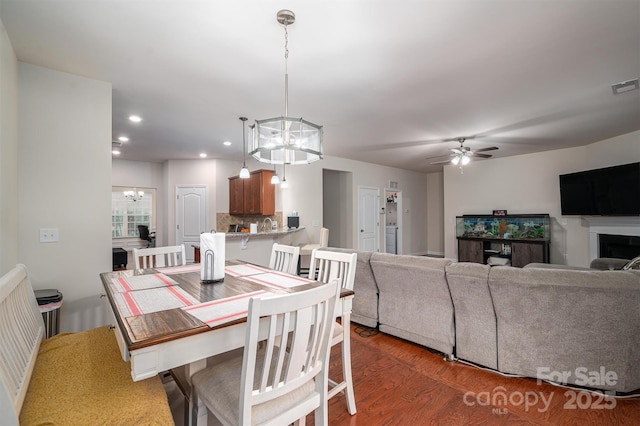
[308,248,358,415]
[190,280,341,426]
[269,243,301,275]
[299,227,329,277]
[132,244,186,271]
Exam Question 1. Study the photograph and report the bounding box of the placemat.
[110,273,178,293]
[242,271,314,289]
[112,285,200,317]
[182,290,268,328]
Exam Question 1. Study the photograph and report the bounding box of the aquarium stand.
[456,214,551,267]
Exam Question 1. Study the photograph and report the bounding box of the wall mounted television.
[559,162,640,216]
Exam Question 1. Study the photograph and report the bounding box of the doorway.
[322,169,353,248]
[358,186,379,251]
[176,185,207,263]
[384,189,403,254]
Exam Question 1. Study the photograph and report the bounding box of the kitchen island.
[193,226,306,267]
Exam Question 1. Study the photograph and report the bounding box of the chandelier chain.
[284,24,289,73]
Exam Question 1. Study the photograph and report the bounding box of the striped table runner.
[158,264,202,275]
[182,290,269,328]
[242,271,314,289]
[110,273,178,292]
[112,285,200,317]
[224,263,272,277]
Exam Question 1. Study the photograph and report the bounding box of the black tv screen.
[559,162,640,216]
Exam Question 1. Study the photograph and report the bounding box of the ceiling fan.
[429,137,499,166]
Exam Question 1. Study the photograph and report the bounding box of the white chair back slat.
[132,244,186,271]
[0,265,45,426]
[268,243,300,275]
[309,249,357,291]
[242,281,340,411]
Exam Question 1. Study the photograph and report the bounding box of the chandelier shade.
[251,9,323,166]
[250,117,323,165]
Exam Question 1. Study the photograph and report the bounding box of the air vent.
[389,180,398,189]
[611,78,639,95]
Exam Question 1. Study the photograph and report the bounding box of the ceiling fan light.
[451,156,461,166]
[461,155,471,166]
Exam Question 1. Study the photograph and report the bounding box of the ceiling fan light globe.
[461,155,471,166]
[451,156,461,166]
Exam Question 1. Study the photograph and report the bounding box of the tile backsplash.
[216,211,283,233]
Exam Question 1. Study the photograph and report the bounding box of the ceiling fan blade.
[451,148,463,154]
[474,146,499,153]
[430,159,453,165]
[425,154,451,161]
[473,153,493,159]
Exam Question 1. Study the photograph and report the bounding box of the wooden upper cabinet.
[228,176,245,215]
[229,169,275,215]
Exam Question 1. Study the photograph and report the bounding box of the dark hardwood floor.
[308,324,640,425]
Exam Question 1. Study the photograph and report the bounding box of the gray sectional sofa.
[323,247,640,393]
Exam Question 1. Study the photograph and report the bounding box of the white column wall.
[0,16,19,275]
[18,63,112,332]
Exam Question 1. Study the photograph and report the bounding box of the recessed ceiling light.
[223,141,232,146]
[129,115,142,123]
[199,153,207,158]
[118,136,129,142]
[611,78,639,94]
[112,149,120,155]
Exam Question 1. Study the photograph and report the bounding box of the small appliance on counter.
[287,216,299,229]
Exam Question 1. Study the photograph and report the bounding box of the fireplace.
[584,217,640,261]
[599,234,640,259]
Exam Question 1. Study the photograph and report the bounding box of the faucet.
[263,217,273,232]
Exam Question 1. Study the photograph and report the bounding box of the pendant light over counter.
[239,116,250,179]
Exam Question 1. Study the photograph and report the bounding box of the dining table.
[100,259,354,384]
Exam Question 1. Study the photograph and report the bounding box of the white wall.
[112,154,432,255]
[426,171,444,256]
[443,130,640,267]
[0,16,18,275]
[18,63,112,332]
[282,155,430,254]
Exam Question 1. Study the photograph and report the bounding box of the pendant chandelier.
[249,9,323,165]
[124,188,144,202]
[239,116,250,179]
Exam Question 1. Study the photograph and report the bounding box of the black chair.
[138,225,156,248]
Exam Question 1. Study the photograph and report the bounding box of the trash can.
[35,289,63,338]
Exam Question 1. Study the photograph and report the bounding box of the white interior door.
[358,186,379,251]
[176,186,207,263]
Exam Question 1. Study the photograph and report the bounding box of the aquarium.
[456,214,550,241]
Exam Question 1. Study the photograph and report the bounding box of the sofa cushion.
[488,266,640,392]
[371,253,454,354]
[445,262,496,369]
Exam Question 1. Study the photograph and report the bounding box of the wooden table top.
[100,260,353,351]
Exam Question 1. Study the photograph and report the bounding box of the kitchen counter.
[192,226,306,266]
[225,226,305,238]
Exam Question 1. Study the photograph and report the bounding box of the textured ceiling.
[2,0,638,172]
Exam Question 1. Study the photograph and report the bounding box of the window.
[112,186,156,238]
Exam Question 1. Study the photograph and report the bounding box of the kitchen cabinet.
[229,169,275,215]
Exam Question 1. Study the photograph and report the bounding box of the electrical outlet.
[39,228,59,243]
